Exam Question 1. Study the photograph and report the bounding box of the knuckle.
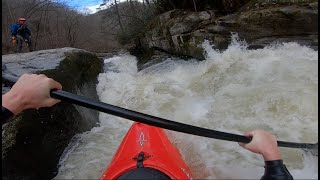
[47,78,55,84]
[38,74,47,78]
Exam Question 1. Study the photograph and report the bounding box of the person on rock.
[10,18,33,53]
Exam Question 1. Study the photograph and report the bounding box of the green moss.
[40,51,102,92]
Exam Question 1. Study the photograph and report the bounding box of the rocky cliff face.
[137,1,318,60]
[2,48,103,180]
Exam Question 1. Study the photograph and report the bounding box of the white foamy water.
[54,37,318,179]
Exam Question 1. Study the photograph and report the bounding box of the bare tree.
[64,11,80,46]
[2,0,154,54]
[114,0,124,31]
[192,0,197,12]
[145,0,151,7]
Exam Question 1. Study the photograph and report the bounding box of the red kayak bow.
[100,122,193,179]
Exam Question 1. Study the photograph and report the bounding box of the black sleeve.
[261,160,293,180]
[2,106,14,125]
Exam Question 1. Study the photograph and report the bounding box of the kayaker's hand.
[239,129,281,161]
[2,74,62,115]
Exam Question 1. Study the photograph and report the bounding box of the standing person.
[10,18,33,53]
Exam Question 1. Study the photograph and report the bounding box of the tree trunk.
[192,0,197,12]
[114,0,124,31]
[34,9,44,50]
[5,0,15,23]
[145,0,150,7]
[142,0,146,9]
[168,0,176,9]
[129,0,136,14]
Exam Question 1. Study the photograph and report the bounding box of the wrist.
[261,149,281,161]
[2,91,27,115]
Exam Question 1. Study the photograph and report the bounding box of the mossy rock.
[2,48,103,180]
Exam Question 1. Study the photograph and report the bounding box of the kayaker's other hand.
[2,74,62,115]
[239,129,281,161]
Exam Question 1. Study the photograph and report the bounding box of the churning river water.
[54,37,318,179]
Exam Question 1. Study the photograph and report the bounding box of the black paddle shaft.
[50,90,317,149]
[2,74,317,149]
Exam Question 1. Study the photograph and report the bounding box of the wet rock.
[138,1,318,60]
[137,49,172,70]
[140,10,216,60]
[169,11,211,35]
[2,48,103,180]
[213,4,318,49]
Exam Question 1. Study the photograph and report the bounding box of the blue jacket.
[10,24,31,37]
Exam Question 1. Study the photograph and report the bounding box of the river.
[54,36,318,179]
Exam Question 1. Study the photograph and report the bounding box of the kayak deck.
[100,122,193,179]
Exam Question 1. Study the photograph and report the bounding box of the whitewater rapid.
[54,37,318,179]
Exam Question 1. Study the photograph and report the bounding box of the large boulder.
[138,1,318,60]
[214,1,318,48]
[140,9,216,59]
[2,48,103,180]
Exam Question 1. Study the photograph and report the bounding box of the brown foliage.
[2,0,120,54]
